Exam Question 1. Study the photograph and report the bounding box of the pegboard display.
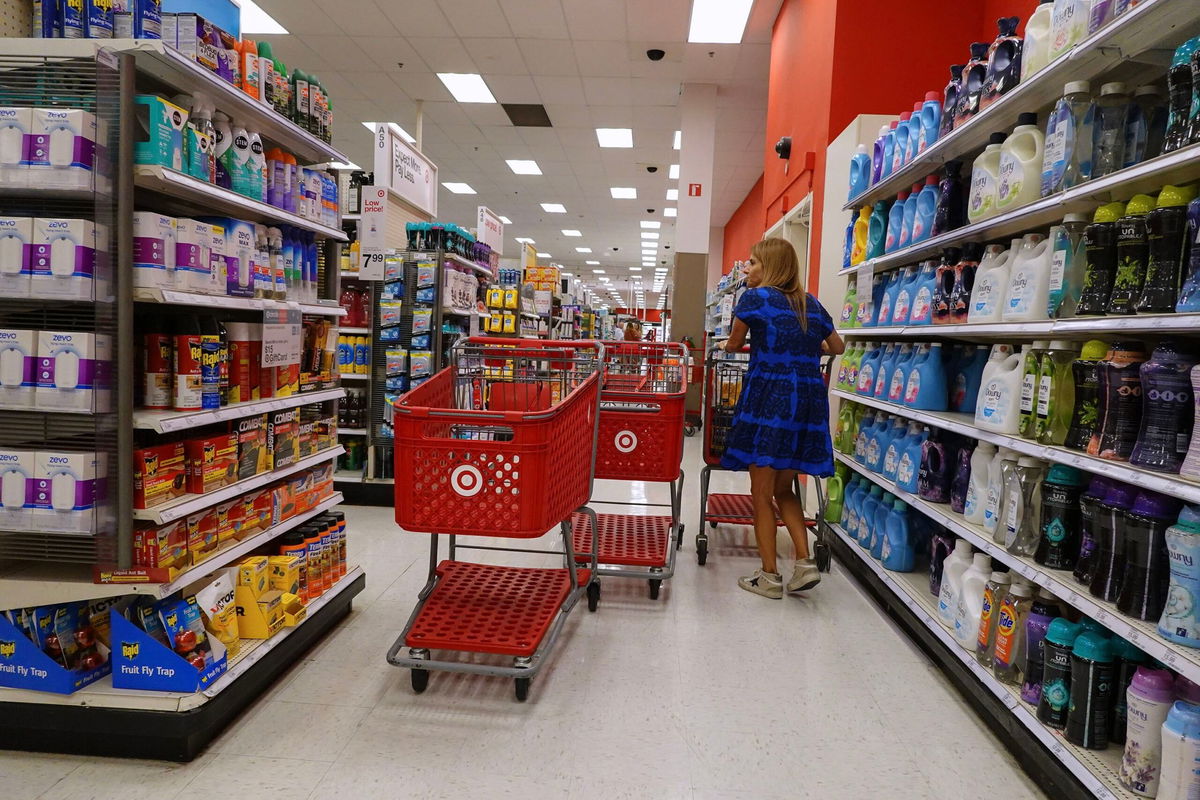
[1,0,32,38]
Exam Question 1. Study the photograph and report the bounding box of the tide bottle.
[941,65,964,137]
[1048,213,1090,318]
[997,113,1045,213]
[1021,589,1064,706]
[956,42,991,126]
[1003,233,1053,322]
[1065,631,1116,749]
[899,182,922,250]
[885,192,909,254]
[866,200,889,259]
[968,132,1007,224]
[953,552,993,648]
[848,144,870,201]
[1042,81,1096,196]
[910,175,940,245]
[1089,341,1150,461]
[976,346,1025,434]
[1130,340,1199,473]
[993,581,1035,685]
[968,242,1017,322]
[950,243,983,323]
[891,112,912,175]
[1120,667,1176,796]
[1137,184,1200,313]
[1077,201,1128,315]
[932,159,967,237]
[1160,505,1200,646]
[1038,618,1083,729]
[1036,465,1089,569]
[1064,340,1111,451]
[1023,0,1056,80]
[1036,340,1081,446]
[976,569,1012,668]
[907,260,938,326]
[917,91,942,153]
[849,206,871,266]
[964,441,997,525]
[982,16,1024,108]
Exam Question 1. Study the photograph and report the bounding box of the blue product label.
[85,0,114,37]
[136,0,162,39]
[61,0,85,37]
[1162,530,1200,646]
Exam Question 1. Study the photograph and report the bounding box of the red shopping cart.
[568,342,687,601]
[387,337,603,702]
[696,347,831,571]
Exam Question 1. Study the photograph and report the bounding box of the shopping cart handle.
[463,336,605,353]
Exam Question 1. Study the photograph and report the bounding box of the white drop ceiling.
[253,0,778,306]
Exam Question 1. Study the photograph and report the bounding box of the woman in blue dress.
[722,237,844,599]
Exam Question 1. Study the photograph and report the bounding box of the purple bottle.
[1130,340,1199,474]
[1022,589,1064,706]
[1117,490,1184,621]
[950,445,974,514]
[929,529,955,597]
[918,430,951,503]
[1074,475,1115,586]
[1089,342,1150,461]
[1088,482,1140,602]
[871,124,888,185]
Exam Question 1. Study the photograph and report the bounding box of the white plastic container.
[0,107,31,189]
[28,108,103,192]
[976,349,1025,434]
[968,132,1007,224]
[1002,234,1053,322]
[31,217,96,300]
[34,330,111,413]
[175,218,216,294]
[997,113,1045,213]
[32,449,104,534]
[1023,0,1056,80]
[1050,0,1090,62]
[1158,701,1200,800]
[969,242,1019,323]
[954,552,994,648]
[938,539,975,628]
[964,441,998,524]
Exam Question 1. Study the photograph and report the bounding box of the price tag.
[1164,651,1180,667]
[1094,609,1110,625]
[261,307,303,369]
[359,248,386,280]
[1127,630,1141,644]
[1049,739,1066,757]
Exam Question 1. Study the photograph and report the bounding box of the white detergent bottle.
[964,441,998,524]
[1003,234,1053,322]
[968,132,1007,225]
[969,242,1019,323]
[1023,0,1056,80]
[976,347,1024,434]
[1050,0,1090,62]
[983,447,1014,536]
[954,553,994,647]
[997,112,1045,213]
[1158,701,1200,800]
[938,539,975,628]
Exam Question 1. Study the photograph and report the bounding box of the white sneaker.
[738,569,783,599]
[788,559,821,593]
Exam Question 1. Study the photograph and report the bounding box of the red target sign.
[450,465,484,497]
[614,430,639,454]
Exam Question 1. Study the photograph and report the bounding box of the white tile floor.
[4,438,1048,799]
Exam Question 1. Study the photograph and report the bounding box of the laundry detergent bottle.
[905,342,948,411]
[1077,201,1128,316]
[1004,456,1047,557]
[976,346,1024,434]
[942,65,964,137]
[1038,617,1083,729]
[1183,364,1200,480]
[983,16,1025,108]
[957,42,992,126]
[891,112,912,175]
[1159,505,1200,647]
[1036,340,1080,446]
[987,448,1021,540]
[848,144,870,201]
[896,425,929,494]
[1064,339,1111,451]
[1130,340,1199,473]
[1036,464,1089,569]
[951,243,983,323]
[1019,340,1052,439]
[938,538,975,627]
[1023,0,1057,81]
[933,159,967,237]
[881,498,916,572]
[880,121,899,181]
[969,241,1017,323]
[1022,589,1064,706]
[1004,233,1053,322]
[997,113,1045,213]
[907,260,938,326]
[900,182,922,250]
[993,581,1035,685]
[1156,700,1200,800]
[1066,630,1116,749]
[911,175,940,245]
[954,553,994,648]
[1118,490,1184,622]
[1089,341,1150,461]
[891,266,920,325]
[977,570,1013,668]
[918,91,942,153]
[1042,81,1096,196]
[964,441,997,525]
[968,131,1007,224]
[951,344,989,413]
[933,250,957,325]
[884,421,920,483]
[1137,184,1200,313]
[1048,213,1091,318]
[886,192,909,254]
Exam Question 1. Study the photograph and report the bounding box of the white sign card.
[476,206,504,254]
[261,306,303,368]
[371,123,438,217]
[358,186,388,280]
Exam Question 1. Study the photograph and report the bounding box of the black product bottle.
[1065,632,1116,749]
[1063,340,1108,452]
[941,65,964,138]
[1073,475,1112,586]
[1164,45,1195,153]
[950,242,982,324]
[1190,48,1200,145]
[1129,340,1199,473]
[1034,465,1087,570]
[1088,481,1138,602]
[917,429,950,504]
[1116,490,1183,621]
[1038,618,1082,730]
[1136,185,1198,313]
[956,43,991,127]
[1108,638,1147,745]
[932,248,958,325]
[1077,203,1124,316]
[982,17,1023,108]
[1107,194,1157,315]
[932,160,966,237]
[1089,341,1149,461]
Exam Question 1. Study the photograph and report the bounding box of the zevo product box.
[0,216,33,298]
[31,218,97,300]
[133,95,187,173]
[175,218,219,294]
[32,450,105,534]
[268,408,299,470]
[0,448,35,530]
[27,108,104,192]
[132,441,185,510]
[184,432,237,494]
[0,107,31,189]
[224,219,255,298]
[34,330,112,412]
[186,507,219,564]
[132,519,188,581]
[236,414,268,480]
[131,212,177,291]
[0,328,36,409]
[215,497,244,544]
[267,555,300,596]
[238,556,269,599]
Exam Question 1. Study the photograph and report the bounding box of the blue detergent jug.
[911,175,940,245]
[891,266,921,325]
[867,273,888,326]
[951,345,990,412]
[859,485,885,547]
[855,410,880,464]
[842,216,856,270]
[906,342,950,411]
[886,192,910,254]
[892,112,912,174]
[877,417,908,474]
[900,182,922,250]
[867,201,889,260]
[896,427,930,493]
[871,491,896,559]
[885,421,921,482]
[918,91,942,153]
[866,415,892,471]
[882,498,916,571]
[843,475,866,535]
[875,270,901,327]
[881,121,898,180]
[873,343,900,397]
[839,475,858,527]
[887,344,918,404]
[856,344,884,395]
[908,260,939,326]
[849,144,871,201]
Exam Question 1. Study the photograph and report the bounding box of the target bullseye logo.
[450,465,484,497]
[614,430,638,453]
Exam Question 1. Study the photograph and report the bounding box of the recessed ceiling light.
[610,187,637,199]
[362,122,415,143]
[515,237,534,244]
[506,159,542,175]
[541,203,567,213]
[437,73,497,103]
[586,260,600,265]
[562,271,573,276]
[240,0,288,34]
[640,221,662,229]
[688,0,754,44]
[329,160,362,170]
[442,182,476,194]
[666,189,679,201]
[536,252,551,258]
[499,216,512,225]
[669,164,680,180]
[576,247,592,253]
[673,130,681,150]
[641,232,660,240]
[595,128,634,148]
[592,269,606,273]
[562,229,582,237]
[630,266,642,271]
[664,208,677,218]
[642,251,657,257]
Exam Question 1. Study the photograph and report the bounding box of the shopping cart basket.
[696,347,831,572]
[568,342,687,601]
[387,337,603,702]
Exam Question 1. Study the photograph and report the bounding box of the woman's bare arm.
[724,318,748,352]
[823,329,845,356]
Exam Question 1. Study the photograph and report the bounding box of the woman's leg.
[748,465,780,574]
[773,470,810,560]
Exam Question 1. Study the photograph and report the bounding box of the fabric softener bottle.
[1130,340,1199,474]
[1159,505,1200,647]
[1137,184,1200,313]
[1108,194,1158,315]
[982,17,1024,109]
[1064,339,1110,451]
[1089,341,1149,461]
[1065,631,1116,749]
[1038,618,1082,729]
[1118,491,1184,622]
[1077,201,1127,316]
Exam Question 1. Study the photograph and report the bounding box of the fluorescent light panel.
[641,232,660,240]
[541,203,567,213]
[576,247,592,253]
[673,130,681,150]
[595,128,634,148]
[362,122,415,143]
[641,221,662,229]
[506,159,542,175]
[442,182,476,194]
[630,266,642,271]
[666,189,679,201]
[536,252,551,257]
[592,269,606,273]
[562,229,582,237]
[240,0,288,33]
[499,216,512,225]
[437,73,497,103]
[586,260,600,265]
[669,164,680,180]
[688,0,754,43]
[610,187,637,199]
[664,208,677,218]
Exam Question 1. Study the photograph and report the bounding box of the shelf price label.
[262,306,303,368]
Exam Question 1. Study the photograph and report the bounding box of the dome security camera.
[647,209,656,214]
[646,165,658,173]
[613,247,619,251]
[646,49,666,61]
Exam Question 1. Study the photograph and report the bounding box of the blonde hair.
[751,237,808,331]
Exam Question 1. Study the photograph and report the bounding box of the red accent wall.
[614,309,665,322]
[722,174,764,274]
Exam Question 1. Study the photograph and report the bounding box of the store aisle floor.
[6,438,1046,800]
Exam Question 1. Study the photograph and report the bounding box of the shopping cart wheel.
[515,677,531,702]
[587,581,601,612]
[815,542,832,573]
[696,536,708,566]
[411,668,429,694]
[648,579,662,600]
[709,521,717,529]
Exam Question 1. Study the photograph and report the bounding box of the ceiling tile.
[533,76,586,106]
[630,78,682,107]
[329,0,401,36]
[391,72,454,103]
[255,0,336,35]
[518,39,580,77]
[409,37,480,73]
[562,0,628,41]
[485,75,542,105]
[437,0,514,38]
[461,37,529,75]
[376,0,454,35]
[461,104,514,127]
[625,2,690,42]
[297,35,377,72]
[542,104,592,127]
[481,126,529,147]
[499,0,570,40]
[582,76,631,107]
[573,41,633,78]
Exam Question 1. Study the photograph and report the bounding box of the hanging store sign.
[358,186,388,280]
[477,206,504,254]
[372,123,438,216]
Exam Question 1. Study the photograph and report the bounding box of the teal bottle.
[911,174,941,244]
[859,485,885,547]
[951,345,990,412]
[856,345,885,395]
[842,475,865,534]
[891,266,921,325]
[905,342,950,411]
[885,421,922,483]
[867,200,889,260]
[866,414,892,471]
[876,417,907,474]
[882,498,915,572]
[886,192,909,254]
[854,410,878,464]
[896,427,929,493]
[900,182,922,250]
[887,344,918,404]
[873,343,900,398]
[876,270,902,327]
[871,491,896,559]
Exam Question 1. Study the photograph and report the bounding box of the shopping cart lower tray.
[569,511,677,599]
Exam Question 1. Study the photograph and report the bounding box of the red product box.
[185,432,239,494]
[187,508,220,565]
[133,520,189,577]
[133,442,187,509]
[215,497,244,544]
[240,488,273,537]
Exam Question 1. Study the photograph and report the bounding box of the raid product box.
[215,497,244,544]
[185,432,238,494]
[132,442,186,510]
[186,507,219,565]
[132,519,189,579]
[240,488,273,538]
[268,408,300,470]
[0,216,32,297]
[236,414,268,480]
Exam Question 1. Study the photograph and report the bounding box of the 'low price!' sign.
[262,306,303,368]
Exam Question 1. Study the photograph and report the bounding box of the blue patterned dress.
[720,288,835,476]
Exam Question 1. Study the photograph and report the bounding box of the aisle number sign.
[477,206,504,254]
[371,123,438,217]
[261,307,303,368]
[359,187,388,280]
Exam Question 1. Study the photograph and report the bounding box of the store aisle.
[5,438,1046,800]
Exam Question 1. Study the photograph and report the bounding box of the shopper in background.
[722,237,843,599]
[623,321,642,341]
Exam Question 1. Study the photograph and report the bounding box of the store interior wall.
[722,174,764,275]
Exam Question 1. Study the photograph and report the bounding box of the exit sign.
[688,183,703,197]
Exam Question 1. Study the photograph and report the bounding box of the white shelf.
[834,449,1200,683]
[342,213,361,221]
[443,307,485,318]
[132,446,344,524]
[337,428,367,436]
[333,470,364,483]
[843,0,1200,212]
[134,287,347,317]
[338,373,369,381]
[339,271,367,280]
[339,327,370,335]
[133,388,344,433]
[832,389,1200,504]
[830,521,1136,800]
[134,165,347,241]
[838,314,1200,339]
[0,567,363,712]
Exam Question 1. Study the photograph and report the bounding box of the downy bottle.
[1176,195,1200,312]
[1041,81,1095,196]
[932,249,957,325]
[899,181,922,250]
[1118,490,1184,622]
[930,529,956,597]
[997,113,1045,213]
[1038,618,1083,729]
[1023,0,1057,81]
[1093,82,1131,179]
[964,441,998,525]
[880,121,898,181]
[853,408,877,464]
[917,91,942,153]
[1125,84,1168,168]
[982,17,1024,109]
[1164,37,1200,154]
[887,344,917,404]
[849,206,871,266]
[1019,340,1052,439]
[968,132,1006,224]
[866,200,889,260]
[855,344,883,396]
[858,485,884,548]
[874,342,901,399]
[993,581,1035,685]
[1036,465,1088,569]
[977,570,1013,669]
[1137,184,1200,313]
[1075,475,1116,587]
[895,425,928,494]
[1050,0,1090,62]
[1089,480,1139,601]
[1090,341,1150,460]
[855,272,881,327]
[976,347,1024,434]
[1159,505,1200,647]
[870,491,896,559]
[1065,340,1111,451]
[932,159,967,237]
[1065,631,1116,749]
[951,344,989,413]
[1130,340,1199,473]
[868,271,889,326]
[881,498,915,572]
[885,192,908,254]
[1048,213,1090,318]
[1004,456,1047,557]
[969,243,1015,322]
[906,342,949,411]
[986,448,1021,538]
[1022,589,1064,706]
[950,243,983,324]
[941,65,965,138]
[953,553,994,649]
[938,538,975,628]
[884,420,920,483]
[956,42,991,127]
[907,260,938,325]
[1003,233,1053,322]
[1088,0,1118,33]
[917,427,952,503]
[1077,201,1128,315]
[1036,340,1080,445]
[1120,667,1176,796]
[891,266,920,326]
[891,112,912,176]
[910,175,940,245]
[877,418,908,475]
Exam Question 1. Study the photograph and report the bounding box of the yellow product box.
[502,313,516,334]
[238,556,269,599]
[487,286,504,308]
[234,586,285,638]
[280,592,307,627]
[268,555,301,596]
[503,287,518,309]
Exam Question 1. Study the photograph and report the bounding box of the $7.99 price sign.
[262,307,303,368]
